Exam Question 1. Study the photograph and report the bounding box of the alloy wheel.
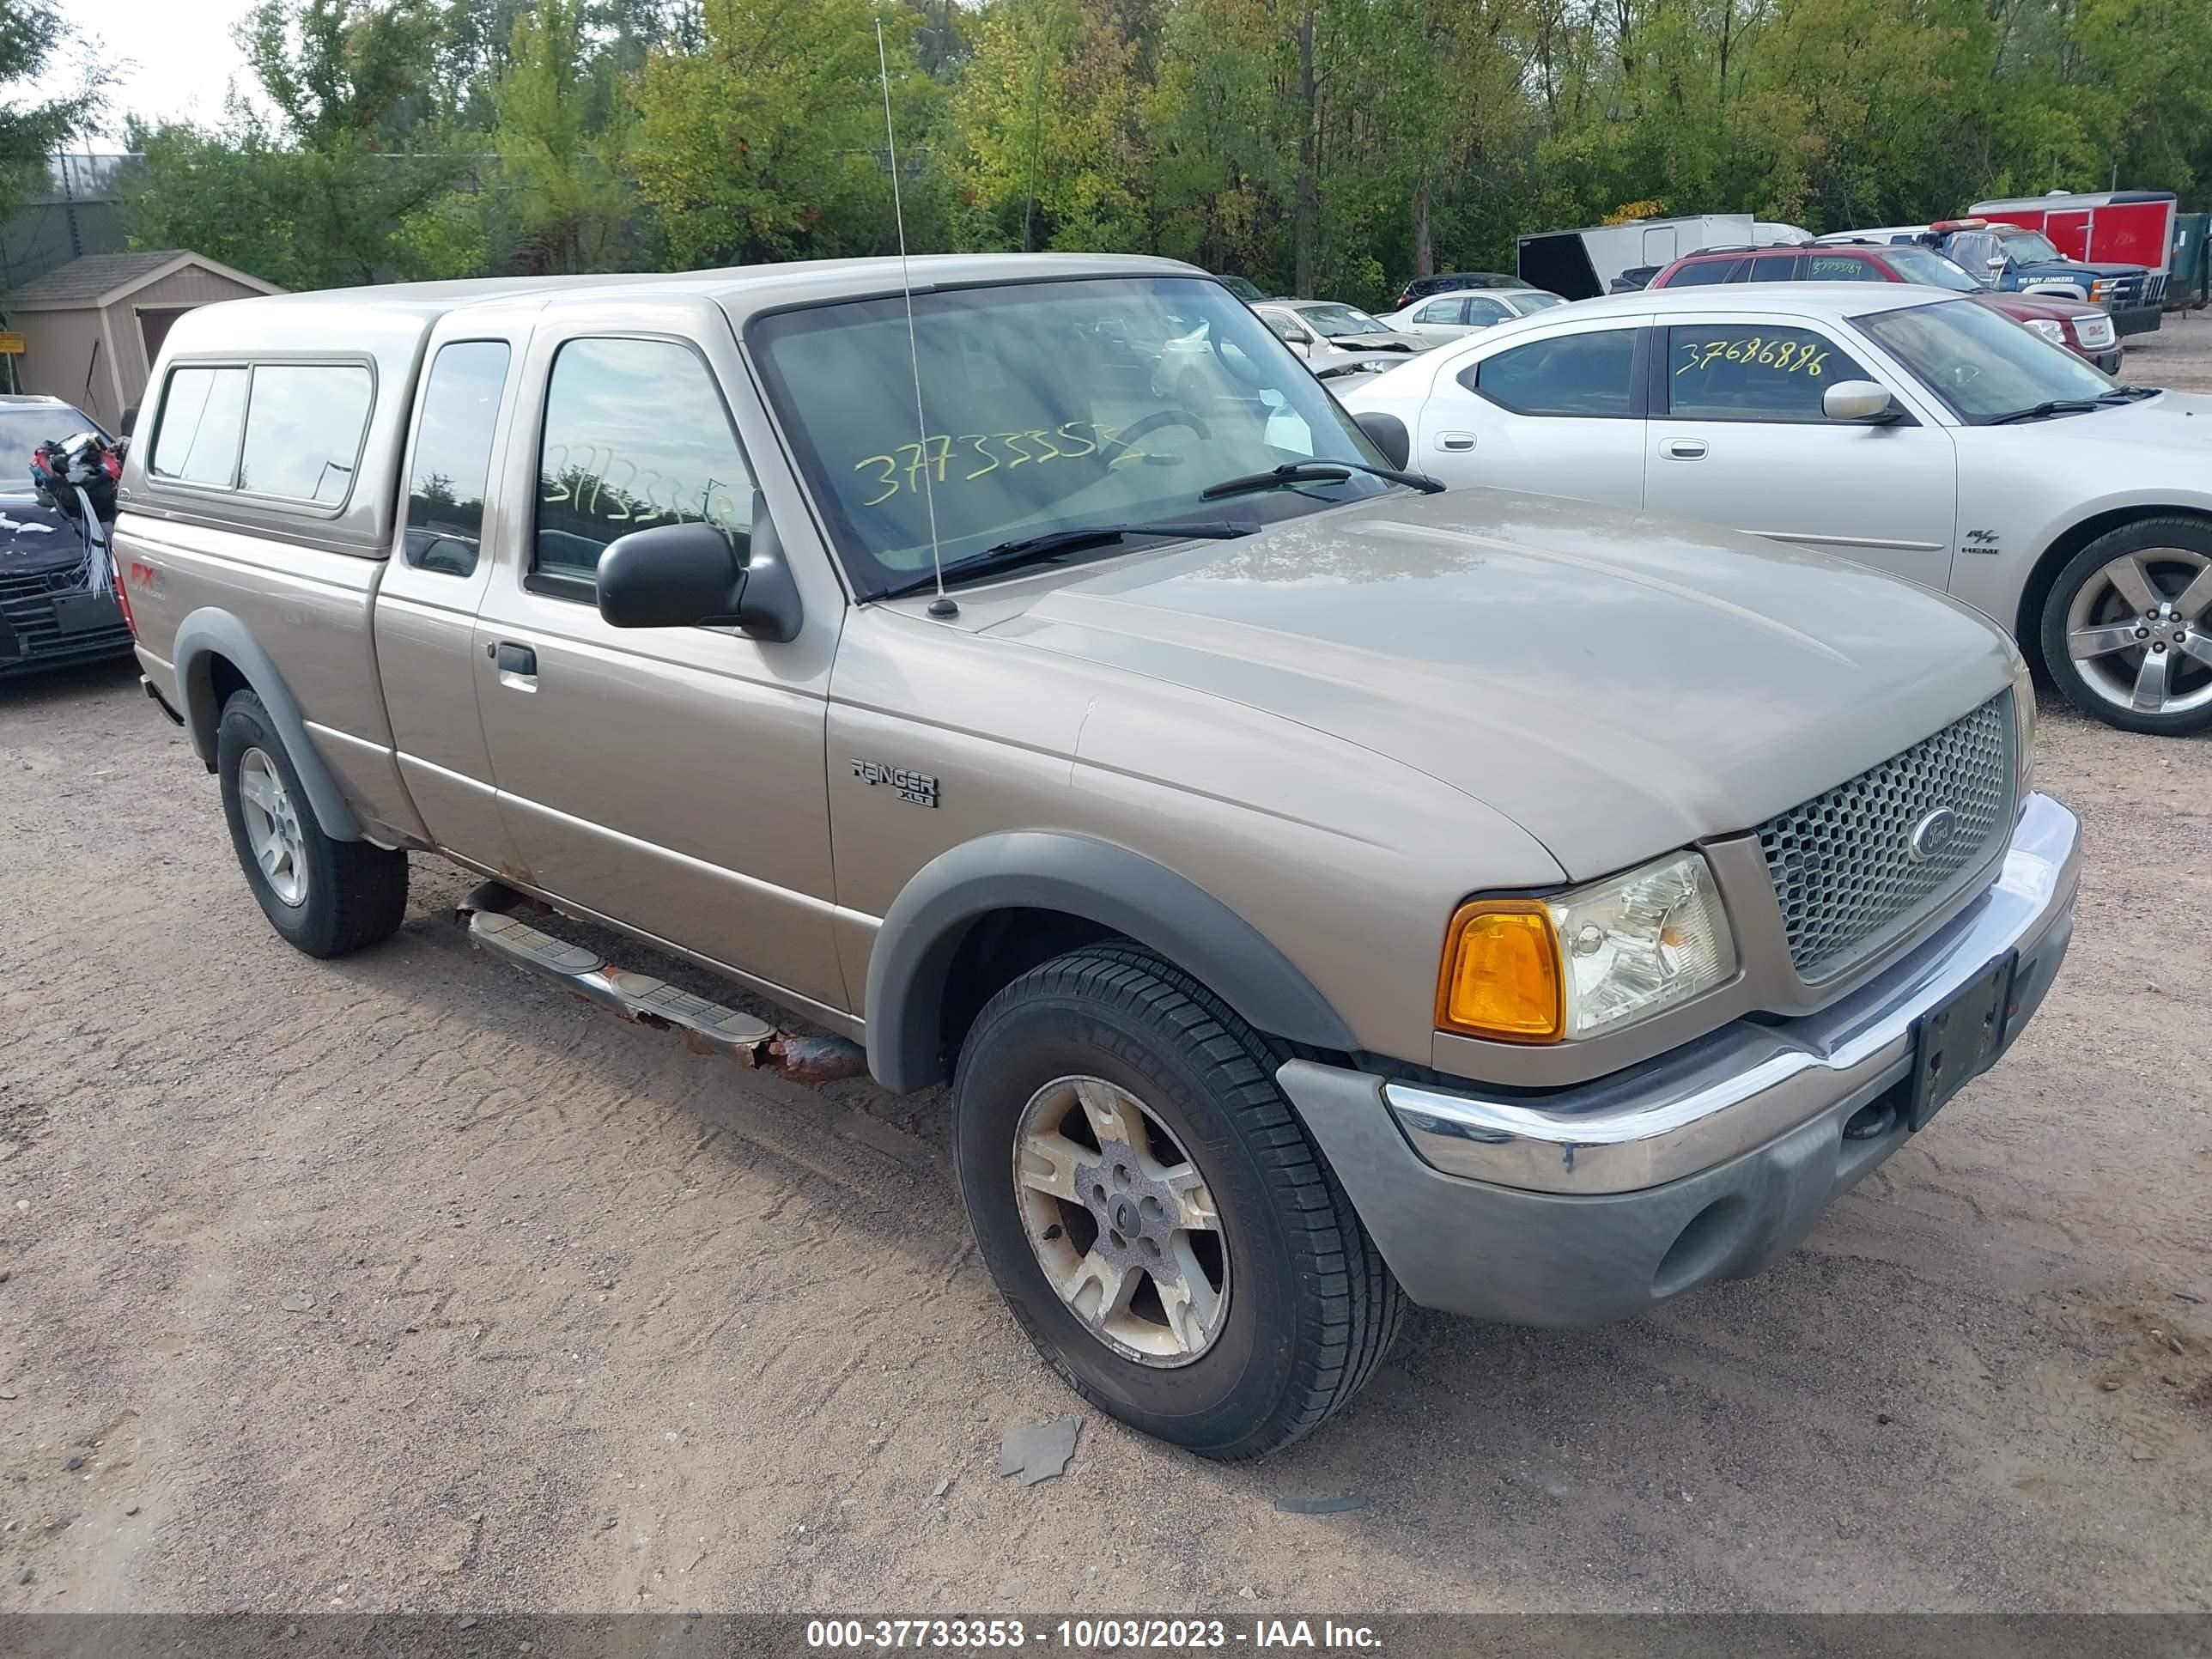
[237,746,310,907]
[2063,548,2212,719]
[1011,1075,1230,1367]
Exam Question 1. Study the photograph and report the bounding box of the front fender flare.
[864,831,1358,1094]
[172,607,365,842]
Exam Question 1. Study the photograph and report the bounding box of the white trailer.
[1517,215,1757,300]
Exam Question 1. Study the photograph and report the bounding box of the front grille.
[0,564,131,665]
[1754,695,2015,982]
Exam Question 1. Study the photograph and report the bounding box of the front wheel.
[2038,520,2212,735]
[952,944,1403,1461]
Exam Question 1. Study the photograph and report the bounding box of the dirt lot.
[3,321,2211,1615]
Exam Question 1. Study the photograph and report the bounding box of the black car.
[0,396,132,678]
[1389,270,1522,311]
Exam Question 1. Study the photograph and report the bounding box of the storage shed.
[3,250,281,430]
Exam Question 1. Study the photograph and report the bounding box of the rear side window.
[1749,253,1799,281]
[151,366,248,485]
[404,342,511,577]
[1470,330,1638,417]
[1415,298,1464,324]
[239,365,374,503]
[1463,295,1515,325]
[532,337,755,593]
[1665,325,1872,421]
[1805,252,1883,282]
[1663,259,1739,287]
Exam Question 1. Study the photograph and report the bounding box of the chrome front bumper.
[1274,792,2080,1326]
[1385,791,2081,1195]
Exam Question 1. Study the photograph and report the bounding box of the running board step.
[457,884,869,1085]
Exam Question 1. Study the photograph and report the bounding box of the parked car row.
[1650,240,2123,371]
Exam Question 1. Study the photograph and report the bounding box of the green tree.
[120,0,477,289]
[490,0,637,272]
[631,0,925,268]
[0,0,108,264]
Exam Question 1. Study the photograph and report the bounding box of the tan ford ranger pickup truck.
[115,254,2080,1459]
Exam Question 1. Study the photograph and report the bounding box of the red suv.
[1648,241,2123,373]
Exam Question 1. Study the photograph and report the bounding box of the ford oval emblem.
[1909,807,1958,863]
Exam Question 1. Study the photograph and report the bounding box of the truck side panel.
[121,515,426,847]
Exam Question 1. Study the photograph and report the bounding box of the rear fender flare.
[172,607,365,842]
[864,831,1358,1094]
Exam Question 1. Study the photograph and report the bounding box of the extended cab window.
[238,365,373,504]
[1665,325,1872,421]
[1469,330,1638,416]
[405,342,510,577]
[151,366,248,485]
[532,337,755,594]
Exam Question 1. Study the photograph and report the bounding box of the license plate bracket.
[1908,952,2016,1131]
[52,591,125,635]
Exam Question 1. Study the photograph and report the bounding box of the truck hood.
[2022,259,2147,279]
[997,489,2014,879]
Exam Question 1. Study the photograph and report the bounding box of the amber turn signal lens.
[1435,902,1565,1042]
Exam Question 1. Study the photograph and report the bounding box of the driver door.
[1642,313,1960,589]
[469,301,848,1017]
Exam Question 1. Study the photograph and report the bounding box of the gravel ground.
[2,321,2209,1614]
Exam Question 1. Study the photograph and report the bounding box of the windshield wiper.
[2095,384,2160,403]
[1200,458,1444,501]
[873,520,1258,601]
[1984,398,2105,426]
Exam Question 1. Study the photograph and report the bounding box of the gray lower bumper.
[1278,792,2081,1327]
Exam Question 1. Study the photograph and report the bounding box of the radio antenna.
[877,18,951,618]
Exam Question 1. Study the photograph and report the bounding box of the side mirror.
[596,495,804,641]
[1354,410,1412,469]
[1822,380,1897,423]
[1986,255,2007,271]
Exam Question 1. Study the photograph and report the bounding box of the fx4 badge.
[851,758,939,808]
[1963,528,2001,554]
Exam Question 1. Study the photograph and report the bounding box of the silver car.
[1379,286,1567,345]
[1344,282,2212,734]
[1253,300,1432,367]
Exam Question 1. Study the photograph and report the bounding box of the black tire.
[216,690,408,957]
[2037,518,2212,736]
[952,943,1403,1461]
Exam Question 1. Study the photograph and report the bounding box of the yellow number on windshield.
[854,453,899,506]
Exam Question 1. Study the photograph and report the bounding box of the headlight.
[2089,280,2112,303]
[1437,852,1738,1043]
[2026,319,2069,346]
[2011,653,2037,797]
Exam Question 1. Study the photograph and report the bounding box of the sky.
[26,0,261,147]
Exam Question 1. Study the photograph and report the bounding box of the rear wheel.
[952,944,1402,1461]
[216,690,408,957]
[2039,520,2212,735]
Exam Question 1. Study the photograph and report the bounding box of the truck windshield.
[1880,247,1981,292]
[1999,228,2066,264]
[1858,298,2116,423]
[750,276,1392,598]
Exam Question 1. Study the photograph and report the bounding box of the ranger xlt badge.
[851,758,939,808]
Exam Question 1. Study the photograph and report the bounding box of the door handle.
[491,641,538,690]
[1662,439,1709,460]
[1437,432,1477,452]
